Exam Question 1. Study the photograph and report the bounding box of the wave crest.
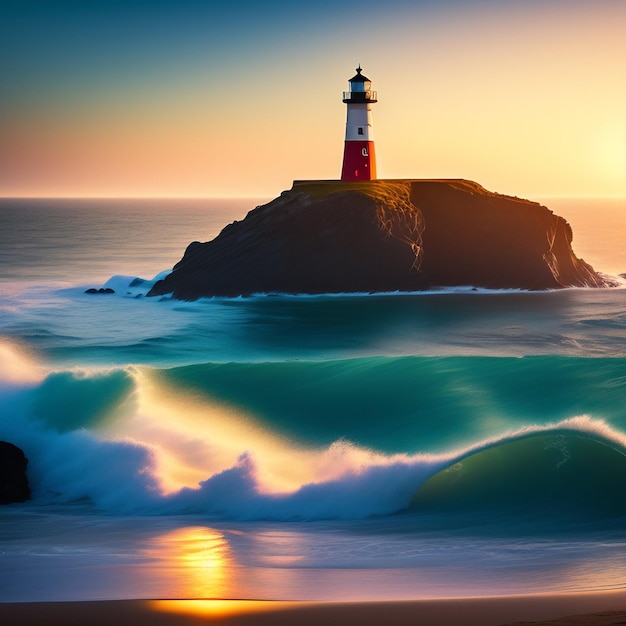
[413,427,626,518]
[2,357,626,521]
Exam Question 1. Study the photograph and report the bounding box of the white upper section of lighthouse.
[343,65,377,142]
[345,104,375,141]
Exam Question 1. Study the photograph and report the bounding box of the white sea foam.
[4,360,625,520]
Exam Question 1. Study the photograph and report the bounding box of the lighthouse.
[341,65,377,181]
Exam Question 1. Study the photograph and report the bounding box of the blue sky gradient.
[2,0,625,197]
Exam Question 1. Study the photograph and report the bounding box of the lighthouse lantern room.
[340,65,377,181]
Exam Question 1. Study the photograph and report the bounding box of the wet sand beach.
[1,591,625,626]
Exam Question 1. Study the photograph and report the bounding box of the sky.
[1,0,625,199]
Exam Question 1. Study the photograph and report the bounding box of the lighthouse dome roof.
[349,65,371,83]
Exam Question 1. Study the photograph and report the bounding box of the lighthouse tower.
[341,65,377,181]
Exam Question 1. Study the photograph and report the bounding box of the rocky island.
[148,179,607,300]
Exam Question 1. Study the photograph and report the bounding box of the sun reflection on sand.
[150,599,297,619]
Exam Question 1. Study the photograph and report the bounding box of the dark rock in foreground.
[0,441,31,504]
[148,179,607,300]
[85,287,115,294]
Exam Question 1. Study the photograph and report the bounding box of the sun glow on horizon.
[1,1,625,199]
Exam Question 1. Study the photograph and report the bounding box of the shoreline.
[1,592,625,626]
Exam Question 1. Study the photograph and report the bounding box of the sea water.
[1,195,626,602]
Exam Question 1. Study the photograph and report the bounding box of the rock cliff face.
[148,179,606,300]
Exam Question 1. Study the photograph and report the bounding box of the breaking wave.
[2,342,626,522]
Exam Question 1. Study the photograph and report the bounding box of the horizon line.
[0,195,273,200]
[2,194,626,201]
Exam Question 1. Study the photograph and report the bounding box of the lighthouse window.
[357,127,364,135]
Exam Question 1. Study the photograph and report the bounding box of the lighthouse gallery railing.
[342,91,377,102]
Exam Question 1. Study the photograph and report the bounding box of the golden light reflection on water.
[118,368,319,495]
[0,338,46,385]
[552,555,626,593]
[146,527,236,599]
[109,368,409,499]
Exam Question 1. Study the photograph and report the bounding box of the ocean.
[1,195,626,603]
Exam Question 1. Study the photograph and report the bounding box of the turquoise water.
[1,197,626,601]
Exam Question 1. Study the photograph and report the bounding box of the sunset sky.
[2,0,625,199]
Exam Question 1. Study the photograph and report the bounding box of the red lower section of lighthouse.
[341,141,376,181]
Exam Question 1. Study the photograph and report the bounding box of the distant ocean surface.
[1,195,626,603]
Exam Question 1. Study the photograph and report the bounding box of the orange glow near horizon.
[1,2,625,199]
